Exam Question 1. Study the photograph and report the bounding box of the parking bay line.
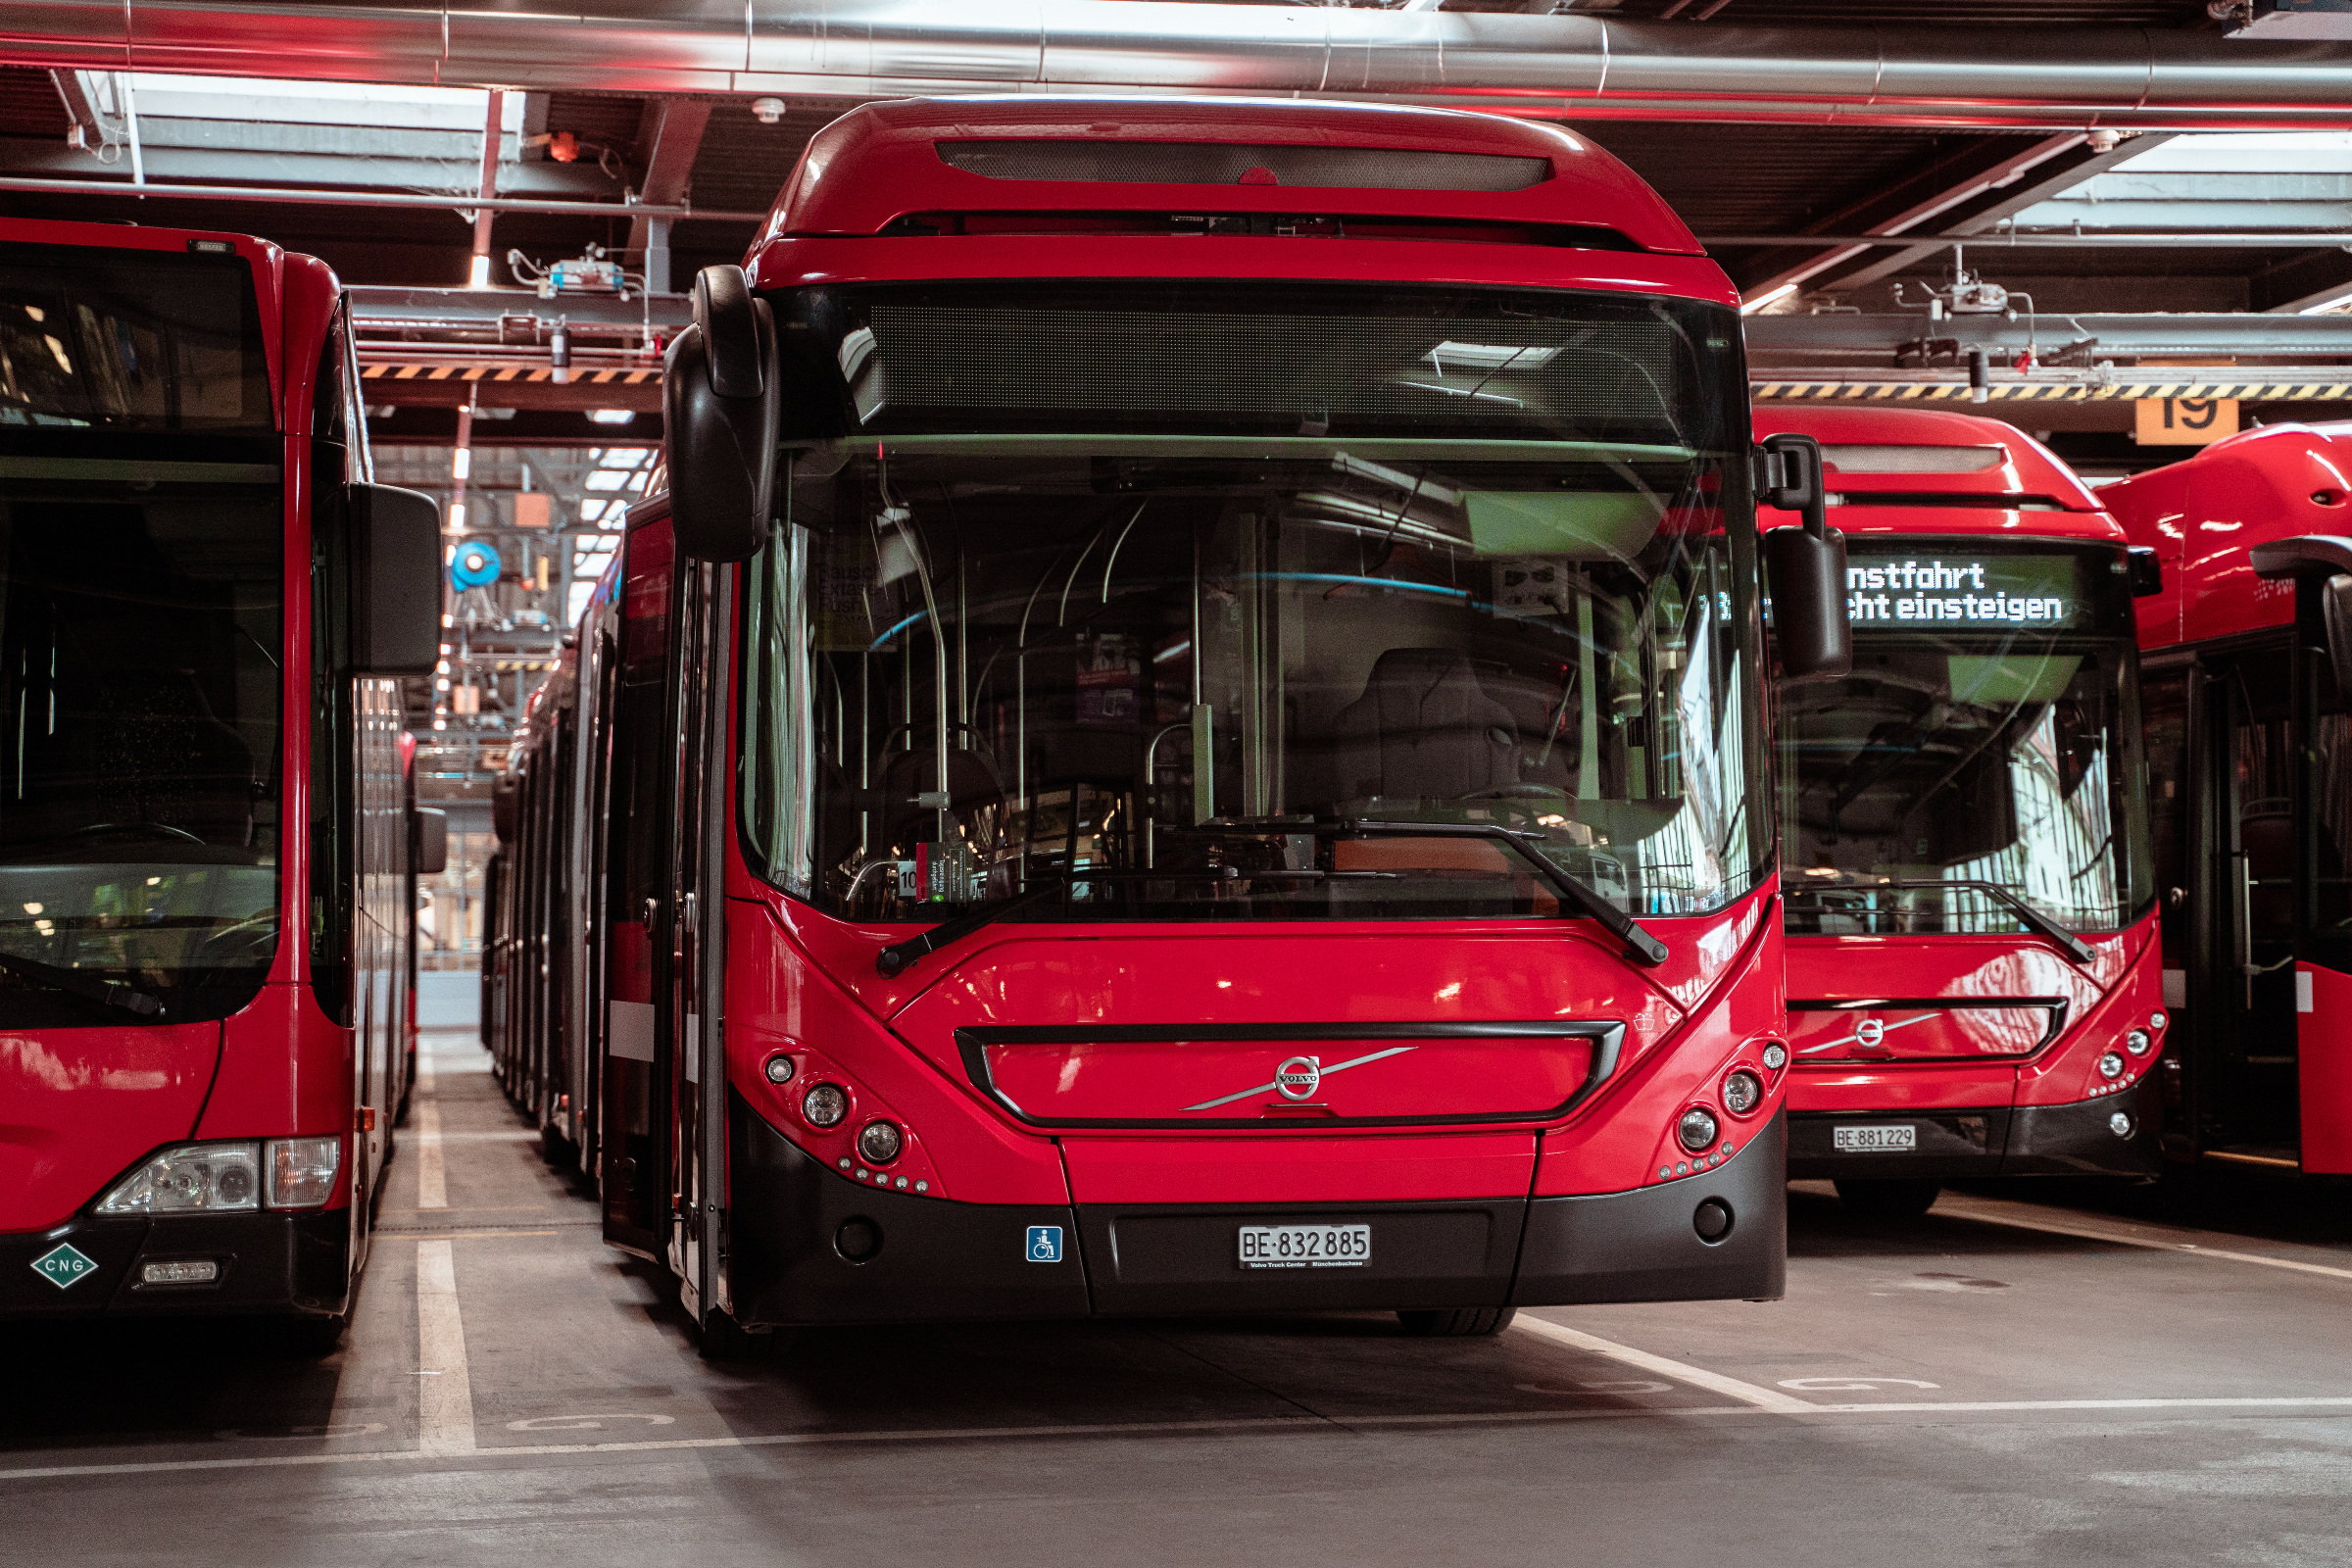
[414,1240,477,1457]
[19,1395,2352,1483]
[1510,1315,1819,1411]
[1930,1193,2352,1283]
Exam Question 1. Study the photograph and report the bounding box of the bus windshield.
[739,283,1767,926]
[0,459,283,1024]
[1781,539,2153,938]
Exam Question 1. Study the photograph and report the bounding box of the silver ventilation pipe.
[4,1,2352,130]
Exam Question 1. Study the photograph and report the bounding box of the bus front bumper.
[724,1093,1786,1327]
[0,1209,352,1320]
[1787,1078,2163,1181]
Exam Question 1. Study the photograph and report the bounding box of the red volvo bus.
[2104,422,2352,1176]
[1760,408,2165,1216]
[489,98,1851,1344]
[0,218,441,1338]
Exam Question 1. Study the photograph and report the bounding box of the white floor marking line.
[1510,1316,1818,1412]
[413,1240,477,1457]
[413,1063,447,1211]
[19,1395,2352,1482]
[1933,1194,2352,1283]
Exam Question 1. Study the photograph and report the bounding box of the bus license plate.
[1834,1124,1917,1152]
[1237,1224,1372,1270]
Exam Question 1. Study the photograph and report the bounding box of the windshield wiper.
[1182,817,1669,967]
[874,866,1255,978]
[1795,872,2096,967]
[0,948,166,1016]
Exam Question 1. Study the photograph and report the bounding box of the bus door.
[601,523,674,1257]
[2163,646,2305,1164]
[663,558,729,1318]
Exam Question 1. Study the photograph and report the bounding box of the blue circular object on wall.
[450,541,502,591]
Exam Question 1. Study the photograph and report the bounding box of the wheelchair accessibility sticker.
[1025,1225,1063,1263]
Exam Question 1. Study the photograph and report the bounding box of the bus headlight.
[1677,1107,1719,1152]
[763,1054,796,1084]
[1761,1042,1788,1072]
[95,1144,262,1214]
[2124,1029,2152,1056]
[2097,1052,2127,1080]
[857,1121,904,1166]
[1722,1071,1763,1115]
[266,1137,341,1208]
[803,1084,849,1128]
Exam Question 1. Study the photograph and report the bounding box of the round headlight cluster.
[2124,1029,2152,1057]
[764,1054,796,1084]
[1677,1106,1720,1152]
[1760,1042,1788,1072]
[803,1083,850,1127]
[1722,1070,1763,1115]
[2150,1010,2168,1032]
[858,1120,904,1166]
[2097,1052,2127,1081]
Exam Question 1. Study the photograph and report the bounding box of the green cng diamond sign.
[30,1242,99,1290]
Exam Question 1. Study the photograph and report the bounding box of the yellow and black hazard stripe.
[356,364,661,386]
[1752,380,2352,402]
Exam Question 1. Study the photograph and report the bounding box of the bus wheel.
[1396,1306,1517,1338]
[540,1123,576,1170]
[1834,1179,1941,1218]
[285,1313,349,1356]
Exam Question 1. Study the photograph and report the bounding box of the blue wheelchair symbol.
[1025,1225,1063,1263]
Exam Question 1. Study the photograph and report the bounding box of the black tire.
[282,1313,349,1356]
[1396,1305,1518,1338]
[540,1122,576,1171]
[1835,1178,1942,1218]
[697,1308,762,1361]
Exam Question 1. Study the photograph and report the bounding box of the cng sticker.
[31,1242,99,1290]
[1025,1226,1063,1263]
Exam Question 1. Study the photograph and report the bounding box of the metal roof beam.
[626,98,713,294]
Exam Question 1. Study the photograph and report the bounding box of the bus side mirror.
[2127,546,2164,597]
[414,807,448,876]
[2250,534,2352,699]
[1757,433,1852,683]
[350,482,441,675]
[665,265,780,562]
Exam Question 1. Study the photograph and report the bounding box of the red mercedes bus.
[491,98,1851,1345]
[0,218,441,1339]
[2104,422,2352,1176]
[1761,408,2165,1216]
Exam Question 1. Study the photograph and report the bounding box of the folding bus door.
[664,559,729,1319]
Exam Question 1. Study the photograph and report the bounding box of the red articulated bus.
[1759,407,2164,1216]
[0,219,442,1337]
[2103,421,2352,1176]
[490,98,1852,1344]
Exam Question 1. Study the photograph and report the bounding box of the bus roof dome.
[757,97,1703,256]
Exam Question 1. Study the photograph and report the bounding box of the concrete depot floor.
[11,1031,2352,1568]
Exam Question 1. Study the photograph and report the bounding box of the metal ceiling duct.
[5,1,2352,130]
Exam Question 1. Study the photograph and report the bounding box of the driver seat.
[1334,647,1520,802]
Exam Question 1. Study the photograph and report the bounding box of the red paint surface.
[2300,963,2352,1174]
[2101,422,2352,653]
[762,98,1705,256]
[0,1021,220,1231]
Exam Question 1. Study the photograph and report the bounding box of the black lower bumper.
[1787,1078,2163,1181]
[0,1208,352,1321]
[724,1092,1788,1326]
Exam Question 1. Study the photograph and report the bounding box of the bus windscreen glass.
[0,461,282,1024]
[741,284,1765,925]
[0,244,270,431]
[1782,539,2152,938]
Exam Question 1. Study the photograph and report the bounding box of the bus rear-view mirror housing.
[349,482,441,675]
[2250,533,2352,699]
[667,265,780,563]
[413,807,448,876]
[1757,432,1853,683]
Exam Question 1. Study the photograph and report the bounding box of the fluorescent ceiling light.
[1740,282,1799,316]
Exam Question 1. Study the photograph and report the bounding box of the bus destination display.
[1843,552,2086,629]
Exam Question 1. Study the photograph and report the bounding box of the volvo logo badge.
[1273,1055,1322,1101]
[1855,1018,1886,1050]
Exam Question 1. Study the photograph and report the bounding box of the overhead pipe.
[5,1,2352,130]
[0,173,768,221]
